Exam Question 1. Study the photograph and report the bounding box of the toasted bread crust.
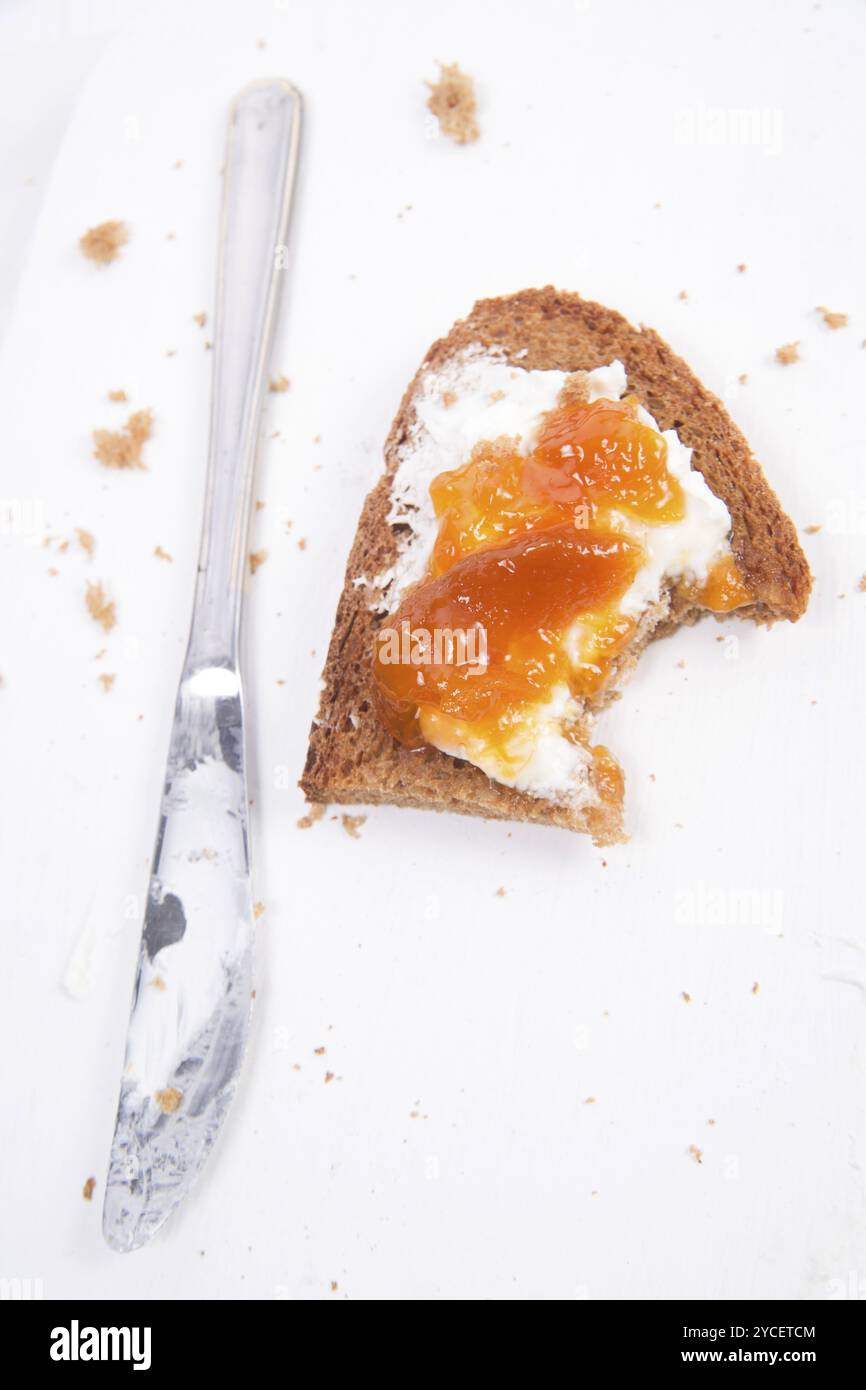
[301,288,811,840]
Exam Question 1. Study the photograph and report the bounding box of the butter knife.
[103,79,302,1252]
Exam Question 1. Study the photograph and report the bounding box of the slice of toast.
[301,288,811,843]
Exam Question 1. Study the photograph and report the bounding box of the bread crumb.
[341,813,366,839]
[151,976,166,991]
[314,1046,326,1056]
[249,549,268,575]
[752,980,760,995]
[75,527,95,558]
[98,673,116,693]
[678,289,688,301]
[681,991,691,1003]
[80,219,128,265]
[107,388,128,403]
[154,545,173,562]
[85,580,117,633]
[775,341,800,365]
[583,1096,596,1105]
[557,371,590,407]
[82,1176,96,1201]
[817,305,848,330]
[324,1071,334,1084]
[297,537,307,551]
[441,389,458,409]
[47,566,59,576]
[155,1087,182,1114]
[804,524,821,534]
[738,373,748,385]
[858,573,866,592]
[330,1281,338,1292]
[93,409,153,470]
[426,63,479,145]
[688,1144,703,1165]
[297,803,326,830]
[269,374,290,393]
[737,263,747,273]
[495,886,506,897]
[193,312,207,328]
[255,499,265,511]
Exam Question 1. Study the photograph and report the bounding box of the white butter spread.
[377,349,733,803]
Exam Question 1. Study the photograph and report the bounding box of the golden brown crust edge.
[300,288,811,841]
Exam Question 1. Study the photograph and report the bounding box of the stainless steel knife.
[103,79,302,1252]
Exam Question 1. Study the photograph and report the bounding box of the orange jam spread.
[373,392,750,794]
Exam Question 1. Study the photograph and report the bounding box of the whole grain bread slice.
[301,288,811,843]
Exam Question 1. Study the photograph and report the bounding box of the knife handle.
[186,79,301,673]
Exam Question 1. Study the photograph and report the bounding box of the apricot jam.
[428,398,685,576]
[373,393,749,786]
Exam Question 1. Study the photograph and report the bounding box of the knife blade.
[103,78,302,1252]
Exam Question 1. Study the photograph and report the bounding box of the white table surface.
[1,0,865,1301]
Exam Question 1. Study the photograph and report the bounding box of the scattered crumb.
[85,581,117,633]
[489,388,505,403]
[253,901,265,920]
[738,373,748,385]
[707,1119,716,1127]
[817,305,848,330]
[752,980,760,995]
[649,772,656,782]
[495,886,506,897]
[98,673,116,694]
[107,388,128,403]
[255,499,265,511]
[155,1087,182,1114]
[676,658,686,669]
[269,374,290,393]
[47,566,59,577]
[441,389,458,409]
[775,341,800,365]
[804,524,821,535]
[314,1046,326,1056]
[153,545,173,562]
[681,991,691,1003]
[75,527,95,558]
[736,263,747,273]
[151,976,166,992]
[583,1097,596,1105]
[678,289,688,301]
[248,549,268,575]
[324,1071,334,1084]
[82,1176,96,1201]
[192,312,207,328]
[688,1144,703,1165]
[426,63,479,145]
[341,813,366,840]
[93,409,153,470]
[858,573,866,593]
[297,803,326,830]
[80,219,128,265]
[297,537,307,551]
[330,1281,338,1293]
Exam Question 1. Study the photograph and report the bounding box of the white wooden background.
[1,0,865,1301]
